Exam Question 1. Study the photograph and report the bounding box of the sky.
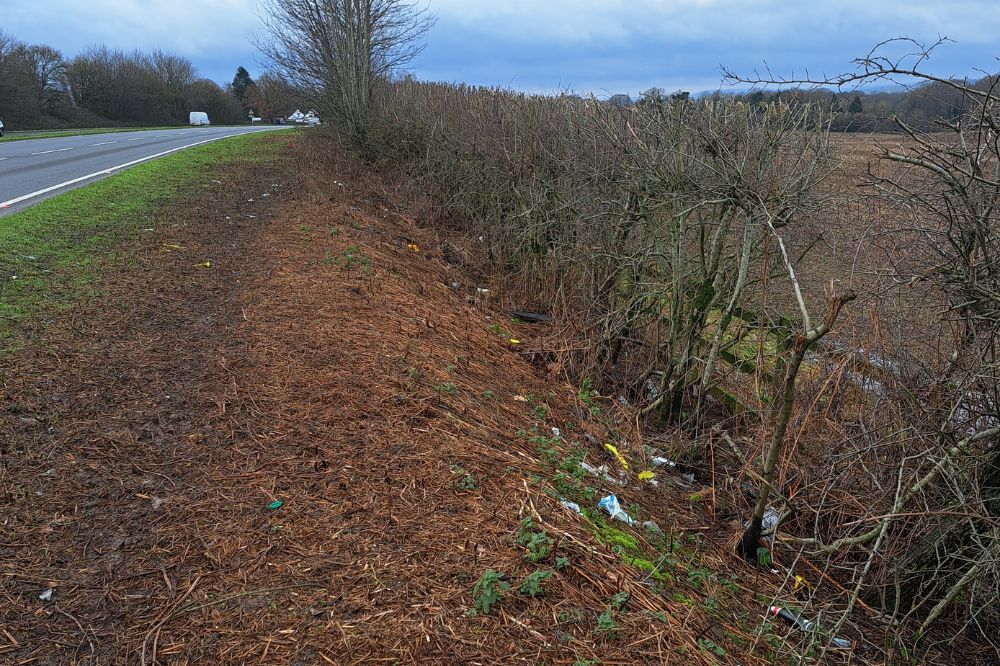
[2,0,999,95]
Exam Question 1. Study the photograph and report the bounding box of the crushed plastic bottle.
[580,461,625,486]
[768,606,852,649]
[560,499,582,514]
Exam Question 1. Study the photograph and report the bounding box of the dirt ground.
[14,132,983,665]
[3,136,771,665]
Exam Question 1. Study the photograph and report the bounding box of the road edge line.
[0,128,288,210]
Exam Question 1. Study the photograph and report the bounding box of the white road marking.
[31,147,73,156]
[0,128,285,210]
[90,141,117,146]
[0,157,7,161]
[127,137,143,141]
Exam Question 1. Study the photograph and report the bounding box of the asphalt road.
[0,125,292,216]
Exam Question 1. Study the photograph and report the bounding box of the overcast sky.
[2,1,999,95]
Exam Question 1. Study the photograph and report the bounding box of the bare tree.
[151,50,197,122]
[739,281,856,558]
[260,0,434,149]
[254,73,305,118]
[727,37,1000,649]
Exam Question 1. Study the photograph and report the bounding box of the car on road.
[0,117,5,137]
[189,111,211,126]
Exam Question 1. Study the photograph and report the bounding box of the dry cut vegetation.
[340,52,1000,662]
[1,133,865,665]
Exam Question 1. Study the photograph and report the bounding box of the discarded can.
[762,507,780,533]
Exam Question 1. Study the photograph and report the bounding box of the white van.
[189,112,210,126]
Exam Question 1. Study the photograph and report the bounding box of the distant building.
[608,94,632,107]
[286,109,321,126]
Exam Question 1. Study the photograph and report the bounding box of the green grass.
[0,125,252,142]
[0,131,286,348]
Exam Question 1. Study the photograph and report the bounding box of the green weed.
[435,382,458,396]
[515,517,554,563]
[471,569,509,615]
[595,592,629,638]
[518,569,553,597]
[450,464,477,491]
[578,378,600,416]
[697,638,726,658]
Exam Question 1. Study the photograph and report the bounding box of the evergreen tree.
[848,94,864,114]
[231,66,253,101]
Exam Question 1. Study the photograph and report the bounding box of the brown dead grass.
[1,134,909,664]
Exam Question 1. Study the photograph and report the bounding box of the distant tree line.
[0,30,303,129]
[637,75,1000,132]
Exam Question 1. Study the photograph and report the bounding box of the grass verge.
[0,125,253,142]
[0,131,285,348]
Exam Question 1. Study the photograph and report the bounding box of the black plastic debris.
[511,311,551,324]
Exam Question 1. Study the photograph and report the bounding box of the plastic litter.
[267,500,283,510]
[768,606,852,649]
[650,456,695,483]
[39,589,54,602]
[604,443,629,470]
[598,494,636,525]
[476,288,490,294]
[511,311,551,324]
[551,427,561,437]
[651,455,677,468]
[580,461,624,486]
[762,507,780,533]
[560,499,582,514]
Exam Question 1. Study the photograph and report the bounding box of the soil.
[12,133,975,664]
[1,137,750,664]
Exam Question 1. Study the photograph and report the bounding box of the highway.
[0,125,292,216]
